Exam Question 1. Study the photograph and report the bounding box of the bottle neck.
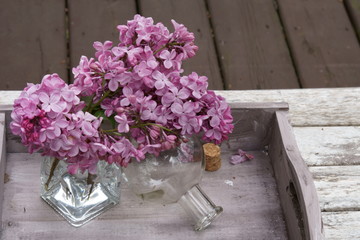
[177,184,223,231]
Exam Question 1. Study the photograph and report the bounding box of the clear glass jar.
[123,137,223,231]
[40,157,121,227]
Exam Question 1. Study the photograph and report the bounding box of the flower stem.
[134,122,179,136]
[45,158,60,191]
[154,42,183,55]
[101,128,118,132]
[87,173,96,200]
[84,93,96,112]
[88,91,111,113]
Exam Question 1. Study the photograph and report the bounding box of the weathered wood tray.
[0,103,324,239]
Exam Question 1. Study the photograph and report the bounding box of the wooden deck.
[1,0,360,90]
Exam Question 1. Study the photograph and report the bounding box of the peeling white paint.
[224,180,234,187]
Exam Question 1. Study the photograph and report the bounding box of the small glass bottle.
[123,136,223,231]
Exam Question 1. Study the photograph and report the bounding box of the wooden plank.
[217,88,360,127]
[345,0,360,40]
[69,0,137,80]
[207,0,299,90]
[277,0,360,87]
[269,111,324,240]
[322,211,360,240]
[0,0,68,90]
[1,150,288,239]
[3,88,360,126]
[139,0,223,90]
[310,165,360,212]
[294,126,360,166]
[0,113,6,220]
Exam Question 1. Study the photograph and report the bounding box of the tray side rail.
[229,102,289,151]
[269,110,324,239]
[0,113,6,220]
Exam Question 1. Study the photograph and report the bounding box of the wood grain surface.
[277,0,360,87]
[270,111,323,239]
[207,0,299,90]
[345,0,360,41]
[0,0,68,89]
[1,150,288,239]
[68,0,137,82]
[294,127,360,166]
[322,211,360,239]
[139,0,223,90]
[310,165,360,212]
[217,88,360,126]
[0,113,5,220]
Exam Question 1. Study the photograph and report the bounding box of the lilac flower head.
[10,14,234,174]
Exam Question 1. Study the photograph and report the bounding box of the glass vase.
[40,157,121,227]
[123,137,223,231]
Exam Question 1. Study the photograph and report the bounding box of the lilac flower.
[230,150,254,165]
[93,41,113,58]
[38,92,66,113]
[39,116,68,142]
[134,61,152,78]
[160,49,177,69]
[115,113,130,133]
[141,100,158,120]
[152,70,172,90]
[144,46,158,69]
[14,98,40,119]
[181,72,208,99]
[41,74,66,90]
[161,86,190,106]
[10,14,234,173]
[178,116,201,135]
[171,101,195,116]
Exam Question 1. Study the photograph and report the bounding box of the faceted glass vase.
[40,157,121,227]
[123,137,223,231]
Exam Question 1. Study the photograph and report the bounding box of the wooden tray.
[0,103,324,239]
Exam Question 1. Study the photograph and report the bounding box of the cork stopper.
[203,143,221,171]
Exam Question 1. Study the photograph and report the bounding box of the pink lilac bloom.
[230,149,254,165]
[10,14,234,173]
[115,113,131,133]
[93,41,113,58]
[160,49,177,69]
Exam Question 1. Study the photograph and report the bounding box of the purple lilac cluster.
[10,15,233,174]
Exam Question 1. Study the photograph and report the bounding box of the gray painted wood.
[294,126,360,166]
[207,0,299,90]
[0,0,68,89]
[277,0,360,87]
[139,0,223,90]
[0,113,6,220]
[1,150,288,239]
[322,211,360,239]
[69,0,137,82]
[228,103,288,151]
[310,165,360,212]
[269,111,324,240]
[216,88,360,127]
